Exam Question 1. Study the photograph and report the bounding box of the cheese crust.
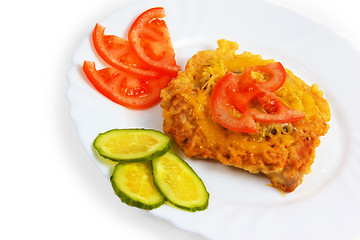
[160,40,330,192]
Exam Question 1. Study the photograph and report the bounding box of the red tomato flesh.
[210,72,258,133]
[211,63,305,133]
[92,23,160,77]
[128,7,181,76]
[83,61,171,109]
[251,89,305,123]
[247,62,287,92]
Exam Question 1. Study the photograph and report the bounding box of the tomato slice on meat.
[250,89,305,123]
[248,62,287,92]
[83,61,171,109]
[210,72,258,133]
[211,62,305,133]
[92,23,159,77]
[232,62,304,124]
[128,7,181,76]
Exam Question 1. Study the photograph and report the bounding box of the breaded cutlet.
[160,40,330,192]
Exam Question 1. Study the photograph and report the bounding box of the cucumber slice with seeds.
[93,129,171,162]
[110,161,165,210]
[152,152,209,212]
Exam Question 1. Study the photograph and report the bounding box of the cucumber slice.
[110,161,165,210]
[93,129,171,162]
[152,152,209,212]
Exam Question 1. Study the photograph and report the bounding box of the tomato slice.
[128,7,181,76]
[211,62,305,133]
[92,23,159,77]
[232,83,305,124]
[83,61,171,109]
[250,89,305,123]
[239,62,286,92]
[233,62,304,123]
[252,62,286,92]
[210,72,258,133]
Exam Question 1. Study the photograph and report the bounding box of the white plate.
[67,0,360,239]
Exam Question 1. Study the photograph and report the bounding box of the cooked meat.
[160,39,331,192]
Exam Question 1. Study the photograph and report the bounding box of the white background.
[1,0,359,239]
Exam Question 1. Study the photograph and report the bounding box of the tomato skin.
[250,89,305,123]
[211,62,305,133]
[248,62,287,92]
[210,72,258,133]
[92,23,160,77]
[128,7,181,76]
[82,61,171,109]
[84,8,180,110]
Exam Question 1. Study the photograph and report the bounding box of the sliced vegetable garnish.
[95,128,209,212]
[245,62,287,92]
[128,7,181,76]
[110,161,165,210]
[211,62,305,133]
[92,23,160,77]
[250,88,306,123]
[84,8,180,109]
[152,152,209,212]
[83,61,171,109]
[211,72,258,133]
[93,129,171,162]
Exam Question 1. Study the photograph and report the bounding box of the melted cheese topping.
[160,39,331,191]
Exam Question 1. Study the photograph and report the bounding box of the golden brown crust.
[160,40,330,192]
